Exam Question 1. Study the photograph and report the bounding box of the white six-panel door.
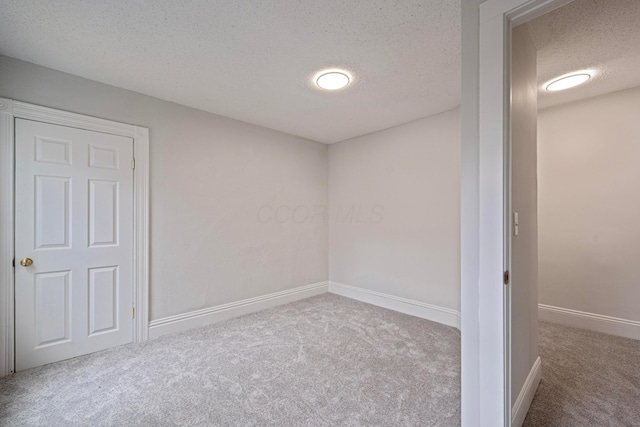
[15,118,134,371]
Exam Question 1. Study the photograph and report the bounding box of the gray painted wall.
[538,86,640,322]
[0,55,328,320]
[328,109,461,312]
[510,24,539,408]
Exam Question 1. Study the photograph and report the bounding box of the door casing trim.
[0,98,150,376]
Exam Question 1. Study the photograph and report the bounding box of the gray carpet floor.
[524,321,640,426]
[0,294,460,426]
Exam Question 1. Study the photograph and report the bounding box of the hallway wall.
[538,86,640,330]
[510,23,540,413]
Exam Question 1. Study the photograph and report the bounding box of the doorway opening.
[515,0,640,425]
[467,0,640,425]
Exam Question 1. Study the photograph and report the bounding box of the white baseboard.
[512,356,541,427]
[539,304,640,340]
[149,281,329,339]
[328,281,461,329]
[149,280,461,339]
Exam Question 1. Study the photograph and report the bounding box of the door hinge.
[131,158,136,170]
[504,270,510,285]
[12,258,15,268]
[132,307,135,318]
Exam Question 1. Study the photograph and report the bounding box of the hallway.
[524,321,640,426]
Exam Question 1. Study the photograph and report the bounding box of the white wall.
[510,24,539,415]
[328,109,461,314]
[0,56,328,321]
[538,86,640,324]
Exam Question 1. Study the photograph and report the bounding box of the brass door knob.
[20,258,33,267]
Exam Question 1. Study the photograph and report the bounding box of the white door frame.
[0,98,150,376]
[462,0,574,425]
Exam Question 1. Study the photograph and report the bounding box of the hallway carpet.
[0,294,460,426]
[524,321,640,426]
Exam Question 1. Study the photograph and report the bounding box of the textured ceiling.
[528,0,640,110]
[0,0,460,143]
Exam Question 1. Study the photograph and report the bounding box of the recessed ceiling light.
[316,71,351,90]
[546,73,591,92]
